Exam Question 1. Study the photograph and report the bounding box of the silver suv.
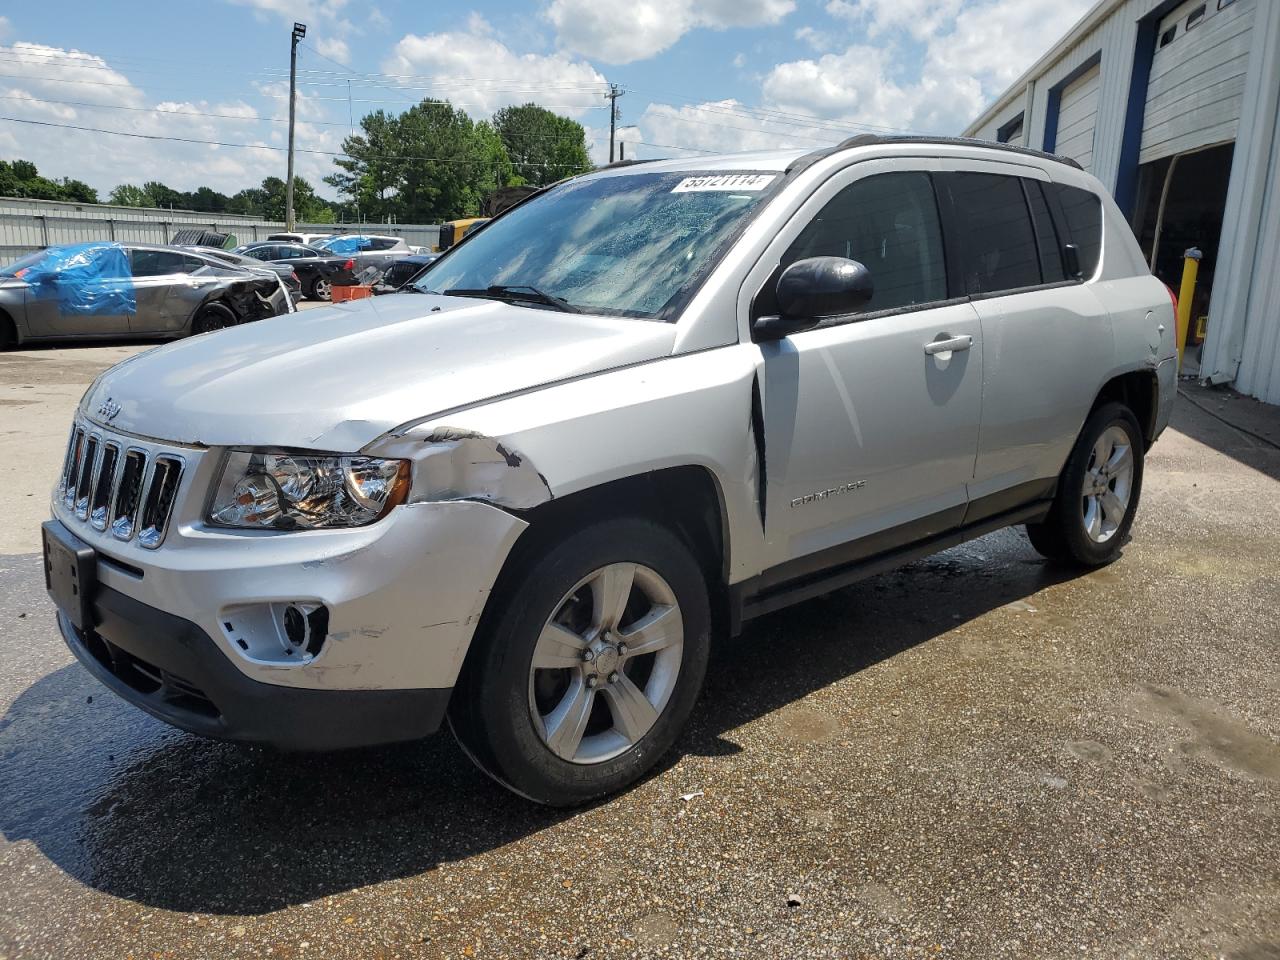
[44,136,1176,805]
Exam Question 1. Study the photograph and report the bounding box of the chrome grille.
[57,422,185,549]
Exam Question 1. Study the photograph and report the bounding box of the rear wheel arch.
[1091,369,1159,448]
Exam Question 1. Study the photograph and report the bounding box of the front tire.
[449,517,711,807]
[1026,401,1144,566]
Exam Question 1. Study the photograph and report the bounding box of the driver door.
[748,163,984,578]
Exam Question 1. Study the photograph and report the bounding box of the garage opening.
[1131,141,1235,375]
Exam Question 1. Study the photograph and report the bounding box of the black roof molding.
[785,133,1084,175]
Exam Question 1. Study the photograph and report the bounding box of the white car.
[45,136,1176,805]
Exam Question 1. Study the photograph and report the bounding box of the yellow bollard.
[1176,247,1202,373]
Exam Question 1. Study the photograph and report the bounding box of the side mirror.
[754,256,874,341]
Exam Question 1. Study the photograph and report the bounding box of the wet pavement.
[1,349,1278,959]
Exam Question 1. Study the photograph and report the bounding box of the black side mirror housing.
[753,256,874,341]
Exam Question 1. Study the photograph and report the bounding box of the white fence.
[0,196,440,260]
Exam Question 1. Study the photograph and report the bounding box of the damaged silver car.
[44,136,1176,805]
[0,242,292,348]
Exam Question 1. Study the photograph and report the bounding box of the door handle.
[924,335,973,355]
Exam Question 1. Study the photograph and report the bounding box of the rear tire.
[449,517,711,807]
[190,302,238,336]
[0,313,15,351]
[309,277,332,301]
[1025,401,1144,567]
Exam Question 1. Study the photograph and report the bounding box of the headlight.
[208,451,410,529]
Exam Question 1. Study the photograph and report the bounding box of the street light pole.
[605,83,624,163]
[286,21,306,231]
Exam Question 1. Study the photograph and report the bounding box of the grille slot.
[74,436,99,520]
[111,450,147,541]
[57,422,185,549]
[137,457,183,549]
[89,444,119,530]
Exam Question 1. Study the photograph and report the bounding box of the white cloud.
[382,27,607,118]
[638,98,837,155]
[226,0,350,22]
[0,17,11,41]
[313,36,351,64]
[794,25,835,52]
[755,0,1090,139]
[0,41,339,198]
[547,0,794,64]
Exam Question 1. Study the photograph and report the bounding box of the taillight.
[291,271,299,282]
[343,259,354,271]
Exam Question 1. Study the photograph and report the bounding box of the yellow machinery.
[434,218,489,252]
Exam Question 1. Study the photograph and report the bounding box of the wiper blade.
[445,285,580,313]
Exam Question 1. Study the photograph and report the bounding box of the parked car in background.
[314,235,412,274]
[183,246,302,301]
[234,242,358,301]
[0,242,291,348]
[372,253,438,294]
[266,232,333,247]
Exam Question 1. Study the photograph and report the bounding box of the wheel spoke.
[1084,495,1103,539]
[532,622,588,670]
[1092,435,1112,471]
[601,675,660,744]
[543,679,594,760]
[1105,443,1132,477]
[591,563,635,631]
[1101,489,1126,527]
[619,604,680,657]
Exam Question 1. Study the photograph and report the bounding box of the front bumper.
[58,584,450,750]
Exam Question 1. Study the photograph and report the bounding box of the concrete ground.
[0,337,1277,960]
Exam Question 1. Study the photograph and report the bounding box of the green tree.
[189,186,229,213]
[257,175,331,222]
[109,183,155,207]
[327,99,518,222]
[141,181,185,208]
[58,178,99,203]
[492,103,592,186]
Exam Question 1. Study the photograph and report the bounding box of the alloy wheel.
[1080,424,1134,543]
[528,562,684,765]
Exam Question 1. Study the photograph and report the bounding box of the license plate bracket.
[42,520,97,631]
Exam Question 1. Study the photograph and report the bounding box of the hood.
[82,294,677,450]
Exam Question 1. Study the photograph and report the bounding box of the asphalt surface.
[0,337,1278,959]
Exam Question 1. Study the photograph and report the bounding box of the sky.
[0,0,1095,203]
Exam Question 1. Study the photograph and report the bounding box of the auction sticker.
[672,174,777,193]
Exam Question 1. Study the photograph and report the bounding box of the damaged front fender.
[368,426,552,510]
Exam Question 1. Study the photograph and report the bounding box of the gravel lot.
[0,331,1277,959]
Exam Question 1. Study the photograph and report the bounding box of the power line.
[0,115,585,168]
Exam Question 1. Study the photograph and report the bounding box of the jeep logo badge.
[96,397,121,423]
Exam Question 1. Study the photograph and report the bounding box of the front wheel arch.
[0,308,17,350]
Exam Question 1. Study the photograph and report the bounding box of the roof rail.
[786,133,1083,175]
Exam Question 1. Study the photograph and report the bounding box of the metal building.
[965,0,1280,404]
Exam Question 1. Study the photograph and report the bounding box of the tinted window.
[1025,180,1066,283]
[1045,183,1103,279]
[779,171,947,313]
[941,172,1041,295]
[129,249,192,277]
[367,238,400,251]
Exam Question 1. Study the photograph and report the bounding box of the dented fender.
[367,427,553,510]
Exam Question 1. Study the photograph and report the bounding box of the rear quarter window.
[1045,183,1103,279]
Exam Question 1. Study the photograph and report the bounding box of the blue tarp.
[317,235,374,254]
[18,242,135,316]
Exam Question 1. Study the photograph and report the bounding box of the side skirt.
[730,499,1052,629]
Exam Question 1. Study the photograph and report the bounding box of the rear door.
[128,249,204,334]
[749,163,984,577]
[935,168,1112,516]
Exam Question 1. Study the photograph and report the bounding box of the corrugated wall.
[0,197,440,260]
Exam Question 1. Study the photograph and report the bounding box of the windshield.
[0,251,45,277]
[413,170,779,319]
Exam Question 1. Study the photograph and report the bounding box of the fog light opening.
[282,602,329,658]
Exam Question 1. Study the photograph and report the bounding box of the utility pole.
[286,21,306,231]
[605,83,625,163]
